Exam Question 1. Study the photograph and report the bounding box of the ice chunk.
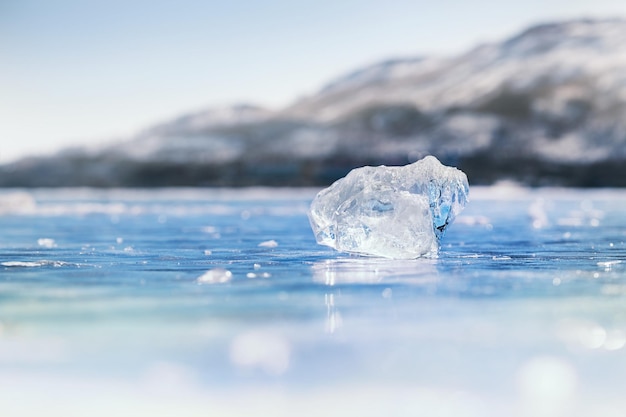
[308,156,469,259]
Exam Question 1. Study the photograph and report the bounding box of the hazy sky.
[2,0,626,162]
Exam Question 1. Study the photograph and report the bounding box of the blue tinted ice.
[308,156,469,259]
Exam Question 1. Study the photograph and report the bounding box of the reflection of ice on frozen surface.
[312,257,439,286]
[324,293,342,334]
[308,156,469,259]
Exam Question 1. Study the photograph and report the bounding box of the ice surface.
[308,156,469,259]
[3,187,626,416]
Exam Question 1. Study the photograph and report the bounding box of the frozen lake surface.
[1,186,626,416]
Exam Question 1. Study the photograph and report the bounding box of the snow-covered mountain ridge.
[287,18,626,121]
[3,18,626,187]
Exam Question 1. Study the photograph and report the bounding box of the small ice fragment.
[258,240,278,248]
[261,272,271,278]
[116,237,124,244]
[1,260,69,267]
[246,272,257,278]
[203,250,213,255]
[37,238,56,248]
[197,268,232,284]
[253,263,261,270]
[308,155,469,259]
[2,261,45,267]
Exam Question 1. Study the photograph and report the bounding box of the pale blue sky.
[1,0,626,162]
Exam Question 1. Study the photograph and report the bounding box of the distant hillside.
[3,18,626,187]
